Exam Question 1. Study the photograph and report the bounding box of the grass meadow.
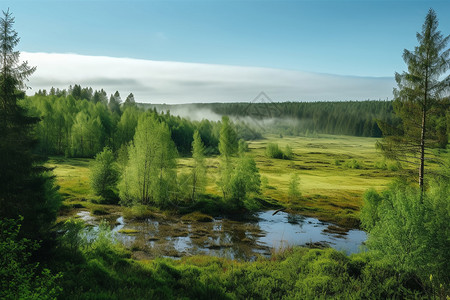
[48,134,399,227]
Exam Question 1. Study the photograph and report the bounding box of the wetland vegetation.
[1,7,449,300]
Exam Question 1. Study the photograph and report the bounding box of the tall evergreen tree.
[123,92,136,109]
[108,91,121,115]
[0,9,60,239]
[377,9,450,192]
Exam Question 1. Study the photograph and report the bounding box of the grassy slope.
[48,134,397,227]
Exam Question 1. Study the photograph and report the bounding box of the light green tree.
[190,130,207,202]
[288,173,301,202]
[217,116,238,202]
[119,113,177,206]
[90,147,118,200]
[115,106,139,148]
[228,140,261,209]
[284,144,293,160]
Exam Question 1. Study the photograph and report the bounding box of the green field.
[48,134,398,228]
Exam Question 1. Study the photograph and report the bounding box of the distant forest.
[29,85,400,158]
[143,100,397,138]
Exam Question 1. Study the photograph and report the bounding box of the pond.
[79,210,366,260]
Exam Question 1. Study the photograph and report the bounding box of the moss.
[181,211,214,222]
[117,228,140,235]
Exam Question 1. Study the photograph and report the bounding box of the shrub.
[0,218,62,299]
[265,143,284,159]
[90,147,119,201]
[361,180,450,290]
[344,159,362,169]
[266,143,294,160]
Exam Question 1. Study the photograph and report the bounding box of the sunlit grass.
[179,134,399,226]
[46,157,122,222]
[49,134,400,227]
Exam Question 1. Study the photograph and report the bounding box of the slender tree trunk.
[191,171,196,202]
[419,106,426,194]
[419,72,428,197]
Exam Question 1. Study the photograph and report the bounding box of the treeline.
[207,101,398,137]
[25,86,226,157]
[145,101,398,138]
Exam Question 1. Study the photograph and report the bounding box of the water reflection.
[98,210,367,260]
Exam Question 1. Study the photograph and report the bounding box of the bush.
[90,147,119,201]
[344,159,362,169]
[361,180,450,291]
[265,143,284,159]
[265,143,293,160]
[0,218,62,299]
[283,144,294,159]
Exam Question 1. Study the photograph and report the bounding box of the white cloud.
[21,52,395,103]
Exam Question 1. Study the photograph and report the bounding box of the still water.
[85,210,367,260]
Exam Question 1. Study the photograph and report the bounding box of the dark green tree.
[123,92,136,109]
[0,218,62,299]
[377,9,450,192]
[108,91,121,115]
[0,9,60,239]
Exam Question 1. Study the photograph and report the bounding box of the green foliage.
[194,101,392,138]
[219,248,424,299]
[265,143,293,160]
[0,10,61,240]
[217,116,237,202]
[122,204,154,220]
[115,105,139,148]
[90,146,119,201]
[284,144,294,159]
[56,219,229,299]
[0,218,62,299]
[361,180,450,289]
[265,142,284,159]
[360,189,382,231]
[344,159,362,169]
[190,130,207,202]
[218,116,237,160]
[374,159,401,171]
[119,113,178,207]
[61,218,86,252]
[228,150,261,210]
[54,220,431,300]
[70,110,104,157]
[376,9,450,189]
[288,173,301,202]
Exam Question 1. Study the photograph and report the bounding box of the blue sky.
[2,0,449,102]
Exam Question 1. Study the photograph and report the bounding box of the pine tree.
[377,9,450,192]
[0,9,60,239]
